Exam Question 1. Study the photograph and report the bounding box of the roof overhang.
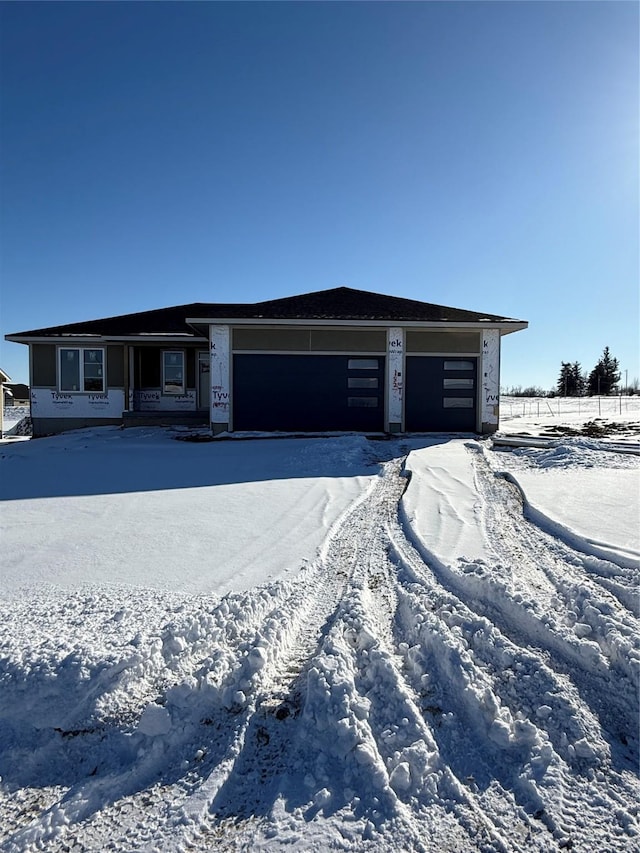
[186,317,528,336]
[5,334,204,345]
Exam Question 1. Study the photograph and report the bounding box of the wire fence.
[501,396,639,420]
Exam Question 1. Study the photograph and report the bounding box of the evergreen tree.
[557,361,585,396]
[570,361,586,396]
[587,347,620,395]
[557,362,572,396]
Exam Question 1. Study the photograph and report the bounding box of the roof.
[5,287,527,340]
[3,383,29,399]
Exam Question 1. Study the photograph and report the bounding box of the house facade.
[5,287,527,437]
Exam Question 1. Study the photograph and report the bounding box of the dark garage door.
[405,357,477,432]
[233,354,385,431]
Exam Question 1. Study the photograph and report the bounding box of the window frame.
[161,350,186,395]
[58,347,106,393]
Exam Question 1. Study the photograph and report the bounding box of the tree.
[587,347,620,396]
[556,361,585,396]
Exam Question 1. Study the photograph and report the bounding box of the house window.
[59,348,105,392]
[162,351,185,394]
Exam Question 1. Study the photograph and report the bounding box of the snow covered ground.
[0,398,638,851]
[1,406,30,438]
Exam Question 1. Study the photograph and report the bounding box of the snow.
[0,430,374,595]
[1,406,29,437]
[0,398,638,851]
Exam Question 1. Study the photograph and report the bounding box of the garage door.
[405,357,477,431]
[233,354,385,432]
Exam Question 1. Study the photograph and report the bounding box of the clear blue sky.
[1,1,638,391]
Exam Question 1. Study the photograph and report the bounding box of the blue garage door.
[233,354,385,432]
[406,357,477,431]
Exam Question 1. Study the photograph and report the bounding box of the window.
[444,360,474,371]
[443,397,473,408]
[59,348,105,392]
[443,378,474,389]
[162,351,185,394]
[348,358,379,370]
[348,377,378,389]
[348,397,378,407]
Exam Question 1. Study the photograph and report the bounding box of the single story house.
[3,383,30,407]
[5,286,527,437]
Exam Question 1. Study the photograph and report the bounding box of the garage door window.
[348,377,378,388]
[444,360,474,371]
[348,397,378,407]
[443,378,474,389]
[443,397,474,408]
[348,359,379,370]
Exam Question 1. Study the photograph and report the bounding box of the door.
[233,354,385,432]
[198,351,210,411]
[405,356,477,431]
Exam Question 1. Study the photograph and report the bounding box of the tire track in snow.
[386,448,639,851]
[1,480,379,853]
[398,444,639,761]
[176,460,520,851]
[5,442,638,852]
[469,443,640,709]
[170,473,417,848]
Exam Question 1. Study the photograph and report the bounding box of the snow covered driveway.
[0,425,638,851]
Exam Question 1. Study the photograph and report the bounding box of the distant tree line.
[556,347,622,397]
[502,347,637,398]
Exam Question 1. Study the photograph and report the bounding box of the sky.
[1,1,638,392]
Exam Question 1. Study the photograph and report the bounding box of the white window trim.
[58,346,106,393]
[162,350,186,395]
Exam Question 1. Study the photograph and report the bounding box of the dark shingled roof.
[7,287,525,338]
[3,383,29,399]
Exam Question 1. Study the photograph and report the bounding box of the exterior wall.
[134,389,197,411]
[232,328,386,352]
[107,346,125,387]
[210,325,231,433]
[480,330,500,433]
[30,388,125,419]
[32,344,57,387]
[387,327,404,432]
[405,331,480,353]
[31,416,122,437]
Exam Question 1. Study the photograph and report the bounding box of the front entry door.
[198,351,210,411]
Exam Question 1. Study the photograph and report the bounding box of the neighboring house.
[3,383,30,406]
[5,286,527,437]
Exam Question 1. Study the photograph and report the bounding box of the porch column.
[386,327,404,433]
[210,325,231,434]
[481,329,500,433]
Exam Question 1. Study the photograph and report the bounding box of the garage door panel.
[406,356,477,431]
[233,354,384,432]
